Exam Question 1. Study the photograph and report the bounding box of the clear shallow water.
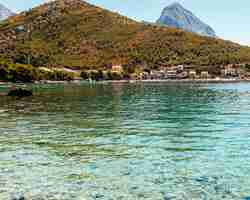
[0,82,250,200]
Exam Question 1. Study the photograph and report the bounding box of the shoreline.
[100,78,250,84]
[1,78,250,85]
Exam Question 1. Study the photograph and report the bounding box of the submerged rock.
[12,196,26,200]
[7,88,33,98]
[164,195,172,200]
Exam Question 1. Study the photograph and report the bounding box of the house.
[221,65,240,78]
[174,65,184,73]
[177,71,188,79]
[140,72,150,80]
[166,70,178,79]
[150,70,165,79]
[112,64,123,72]
[201,71,210,79]
[189,71,197,79]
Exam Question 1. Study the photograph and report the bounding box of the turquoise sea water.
[0,82,250,200]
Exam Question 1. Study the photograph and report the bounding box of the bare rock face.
[156,2,216,37]
[0,3,14,21]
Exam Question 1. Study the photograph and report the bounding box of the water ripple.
[0,82,250,199]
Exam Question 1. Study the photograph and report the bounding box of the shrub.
[10,64,38,82]
[107,71,123,80]
[80,71,89,80]
[245,64,250,71]
[48,70,74,81]
[81,70,104,81]
[0,61,39,82]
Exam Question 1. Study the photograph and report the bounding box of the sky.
[1,0,250,46]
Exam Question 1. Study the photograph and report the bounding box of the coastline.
[101,78,250,84]
[1,78,250,85]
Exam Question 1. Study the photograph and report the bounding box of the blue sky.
[1,0,250,46]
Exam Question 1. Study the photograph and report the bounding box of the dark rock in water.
[7,88,33,97]
[12,196,26,200]
[194,176,209,183]
[164,195,172,200]
[93,193,105,199]
[243,197,250,200]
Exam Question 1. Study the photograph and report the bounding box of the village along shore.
[74,63,250,83]
[1,63,250,84]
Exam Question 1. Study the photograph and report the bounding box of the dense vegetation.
[0,0,250,76]
[80,70,125,81]
[0,59,74,82]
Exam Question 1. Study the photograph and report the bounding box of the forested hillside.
[0,0,250,71]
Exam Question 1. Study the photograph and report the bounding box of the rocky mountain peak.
[156,2,216,37]
[0,3,14,21]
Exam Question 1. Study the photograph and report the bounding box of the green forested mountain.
[0,0,250,71]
